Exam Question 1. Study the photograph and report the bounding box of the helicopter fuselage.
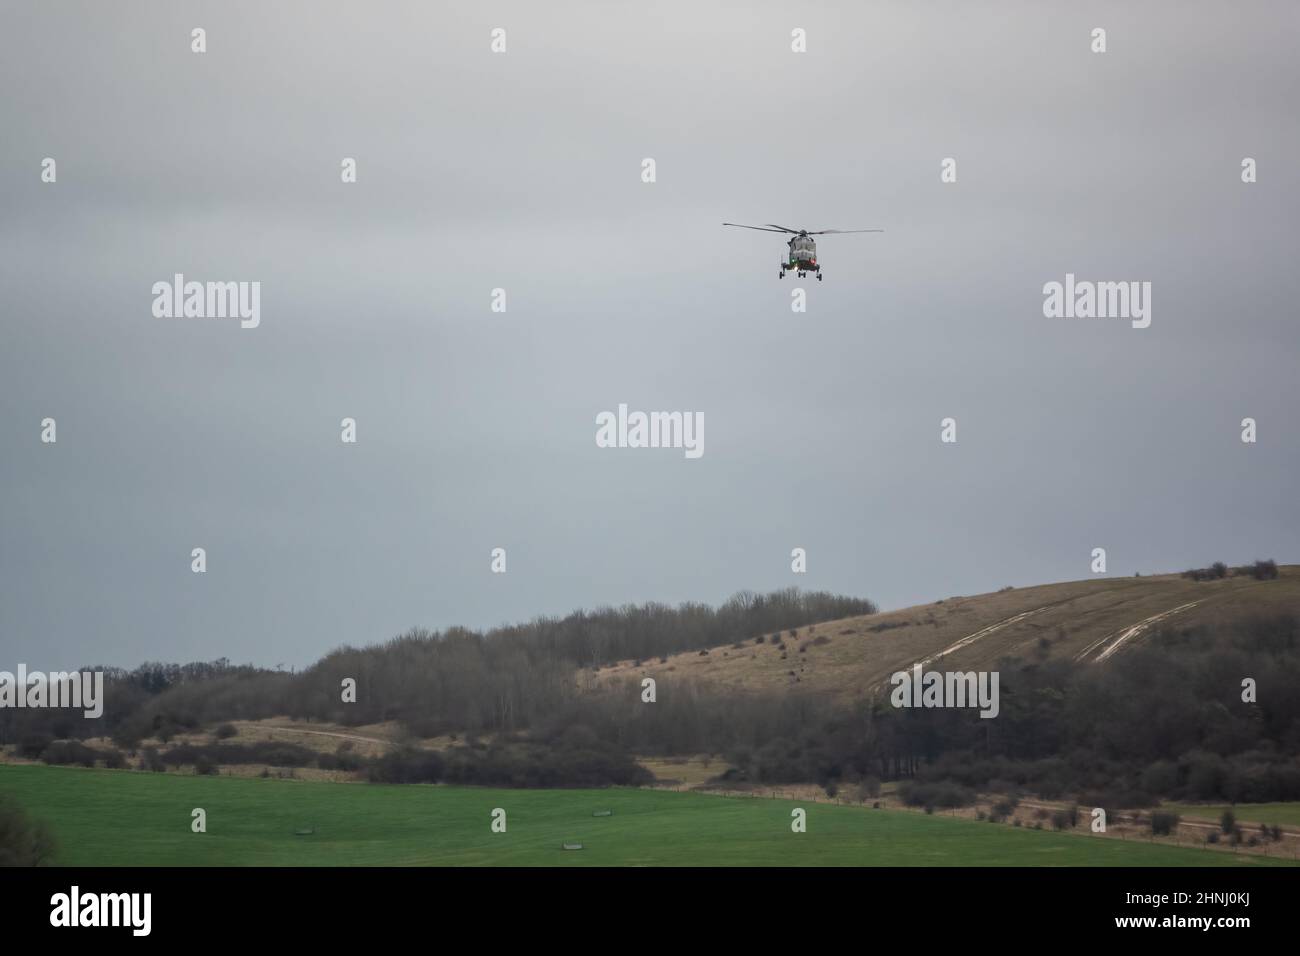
[782,235,819,275]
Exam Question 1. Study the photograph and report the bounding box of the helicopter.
[723,223,884,280]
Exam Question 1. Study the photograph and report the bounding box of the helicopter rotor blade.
[763,224,802,233]
[722,222,793,233]
[805,228,885,235]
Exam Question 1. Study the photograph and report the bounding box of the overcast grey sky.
[2,1,1297,669]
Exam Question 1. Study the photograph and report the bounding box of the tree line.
[8,588,1298,809]
[0,588,876,746]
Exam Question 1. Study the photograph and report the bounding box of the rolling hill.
[589,566,1300,700]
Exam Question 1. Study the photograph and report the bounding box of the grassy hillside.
[591,567,1300,700]
[1,764,1291,867]
[1164,802,1300,829]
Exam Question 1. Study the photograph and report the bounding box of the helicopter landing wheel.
[817,273,822,281]
[779,271,785,278]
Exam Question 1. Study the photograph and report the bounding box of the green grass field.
[3,764,1293,866]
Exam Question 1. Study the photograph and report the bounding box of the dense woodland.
[698,612,1300,808]
[0,588,875,743]
[5,588,1299,808]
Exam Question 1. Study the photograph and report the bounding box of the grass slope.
[2,764,1291,867]
[591,568,1300,700]
[1163,803,1300,828]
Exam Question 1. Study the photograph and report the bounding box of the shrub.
[1252,559,1279,580]
[161,741,316,768]
[436,737,652,789]
[367,747,445,784]
[1150,811,1179,836]
[856,777,881,801]
[111,728,142,750]
[1183,563,1228,581]
[214,723,238,740]
[0,794,56,866]
[40,741,97,768]
[319,746,364,773]
[989,797,1019,822]
[898,780,975,810]
[17,734,53,760]
[1220,809,1235,834]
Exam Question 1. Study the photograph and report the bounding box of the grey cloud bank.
[1,1,1297,669]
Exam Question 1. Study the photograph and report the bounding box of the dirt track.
[266,726,391,747]
[1074,601,1203,663]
